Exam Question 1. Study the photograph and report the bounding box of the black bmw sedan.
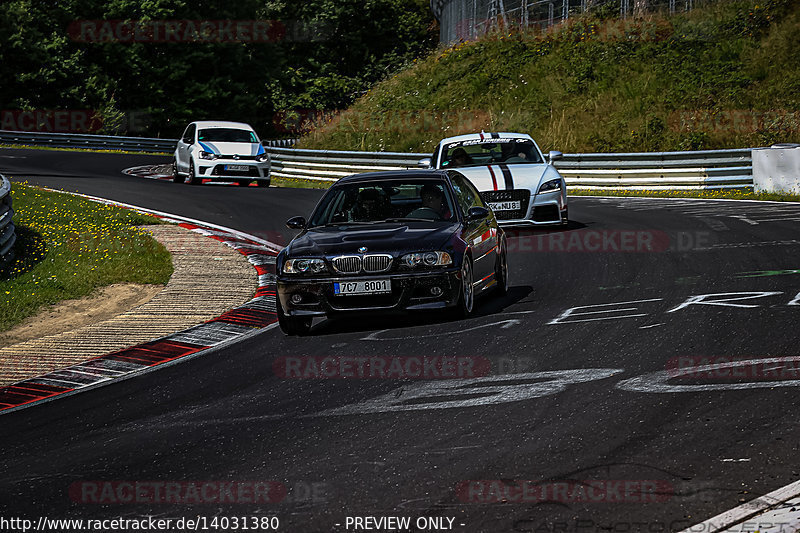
[276,169,509,335]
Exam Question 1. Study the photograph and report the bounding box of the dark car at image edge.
[276,170,509,335]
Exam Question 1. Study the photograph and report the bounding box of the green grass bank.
[300,0,800,154]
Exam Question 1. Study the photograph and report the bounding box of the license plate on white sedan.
[488,201,521,211]
[225,164,250,171]
[334,279,391,296]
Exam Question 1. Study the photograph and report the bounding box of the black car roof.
[336,169,449,184]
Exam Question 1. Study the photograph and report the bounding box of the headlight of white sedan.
[255,153,270,162]
[283,258,327,274]
[538,179,562,193]
[199,151,218,160]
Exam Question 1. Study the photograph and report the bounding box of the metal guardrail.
[556,148,753,190]
[266,146,754,189]
[0,174,16,267]
[0,130,176,153]
[267,146,429,181]
[0,130,297,154]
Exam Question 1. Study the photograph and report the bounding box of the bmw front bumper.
[277,269,462,317]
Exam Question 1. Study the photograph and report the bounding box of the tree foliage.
[0,0,436,137]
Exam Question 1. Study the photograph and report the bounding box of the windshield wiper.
[381,217,435,223]
[315,221,379,227]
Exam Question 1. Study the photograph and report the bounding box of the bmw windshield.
[441,138,543,168]
[309,180,458,226]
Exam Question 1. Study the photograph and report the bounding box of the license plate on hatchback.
[225,164,249,171]
[334,279,391,296]
[488,200,521,211]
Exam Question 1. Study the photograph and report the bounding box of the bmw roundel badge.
[358,246,368,253]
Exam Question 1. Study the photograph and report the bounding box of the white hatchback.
[173,121,271,187]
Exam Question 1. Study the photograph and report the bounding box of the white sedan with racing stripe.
[420,132,567,226]
[173,121,271,187]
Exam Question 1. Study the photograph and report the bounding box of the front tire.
[171,159,182,183]
[277,301,312,336]
[495,235,509,296]
[453,255,475,318]
[188,161,202,185]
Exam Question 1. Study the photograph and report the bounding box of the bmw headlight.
[283,258,327,274]
[199,151,218,160]
[255,153,270,163]
[401,251,452,267]
[538,179,562,193]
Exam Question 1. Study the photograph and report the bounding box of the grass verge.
[0,183,173,332]
[568,187,800,201]
[0,143,170,156]
[271,176,334,189]
[299,0,800,153]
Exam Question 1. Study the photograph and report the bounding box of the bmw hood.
[455,163,560,192]
[287,222,459,257]
[196,141,265,157]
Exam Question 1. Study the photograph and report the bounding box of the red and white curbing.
[0,194,283,415]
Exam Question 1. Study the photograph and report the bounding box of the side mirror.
[286,216,306,229]
[548,151,563,163]
[417,157,432,169]
[467,206,490,221]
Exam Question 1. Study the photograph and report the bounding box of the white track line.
[680,480,800,532]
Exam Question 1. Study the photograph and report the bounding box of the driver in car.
[501,141,527,162]
[409,184,451,220]
[450,148,473,167]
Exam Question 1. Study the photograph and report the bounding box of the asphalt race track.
[1,147,800,532]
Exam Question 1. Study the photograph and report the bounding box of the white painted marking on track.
[308,369,625,416]
[680,479,800,533]
[616,356,800,393]
[548,298,663,325]
[639,323,664,329]
[731,215,759,225]
[360,319,520,341]
[667,291,783,313]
